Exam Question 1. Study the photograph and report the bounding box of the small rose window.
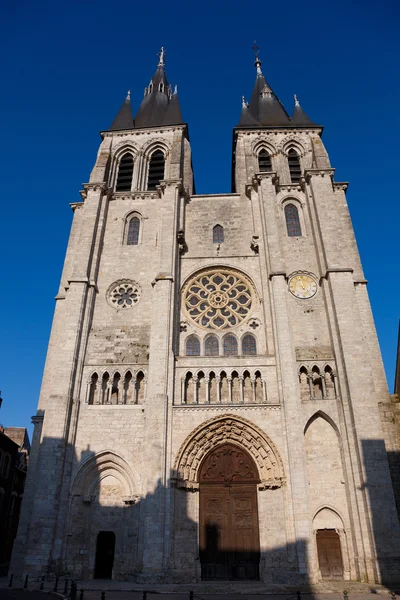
[107,280,141,309]
[183,268,253,329]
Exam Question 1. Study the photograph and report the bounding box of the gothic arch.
[112,140,141,158]
[252,139,277,157]
[141,138,171,157]
[71,450,139,502]
[313,505,345,529]
[173,414,285,491]
[280,136,308,157]
[304,410,340,438]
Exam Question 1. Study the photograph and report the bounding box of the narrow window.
[213,224,224,244]
[116,153,134,191]
[258,149,272,172]
[223,335,238,356]
[147,150,165,190]
[288,148,301,182]
[186,335,200,356]
[127,217,140,245]
[205,335,219,356]
[88,373,98,405]
[242,334,256,355]
[284,203,302,237]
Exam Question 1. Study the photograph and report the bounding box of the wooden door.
[199,444,260,580]
[316,529,343,580]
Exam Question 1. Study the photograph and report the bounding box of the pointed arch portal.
[199,443,260,580]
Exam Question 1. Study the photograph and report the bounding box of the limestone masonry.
[11,48,400,584]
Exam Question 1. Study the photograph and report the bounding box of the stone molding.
[70,450,139,499]
[172,414,286,492]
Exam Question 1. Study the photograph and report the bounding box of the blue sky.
[1,0,399,436]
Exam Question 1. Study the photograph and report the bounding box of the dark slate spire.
[241,53,291,127]
[134,47,184,128]
[238,96,258,126]
[291,94,316,125]
[109,90,134,131]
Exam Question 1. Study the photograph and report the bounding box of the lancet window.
[116,152,134,191]
[186,335,200,356]
[242,334,256,355]
[213,224,224,244]
[87,370,146,405]
[205,335,219,356]
[223,335,238,356]
[288,148,301,183]
[127,217,140,245]
[258,149,272,172]
[284,203,302,237]
[147,150,165,190]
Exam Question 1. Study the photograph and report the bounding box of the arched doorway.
[316,529,343,580]
[199,443,260,580]
[94,531,115,578]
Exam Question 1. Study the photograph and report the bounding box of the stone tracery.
[183,268,254,329]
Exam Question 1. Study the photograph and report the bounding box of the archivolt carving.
[71,450,139,504]
[173,414,285,491]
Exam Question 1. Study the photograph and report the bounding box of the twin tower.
[11,49,400,584]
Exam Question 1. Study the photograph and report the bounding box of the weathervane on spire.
[158,46,166,67]
[126,90,131,100]
[294,94,300,107]
[252,41,262,76]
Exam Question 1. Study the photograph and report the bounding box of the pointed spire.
[109,90,134,131]
[134,48,184,128]
[291,94,316,125]
[243,46,290,126]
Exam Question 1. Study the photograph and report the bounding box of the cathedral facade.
[11,49,400,584]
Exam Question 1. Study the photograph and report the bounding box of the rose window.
[183,268,253,329]
[107,280,141,309]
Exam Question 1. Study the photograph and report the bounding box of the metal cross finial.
[252,41,262,75]
[252,41,260,59]
[158,46,166,67]
[294,94,300,107]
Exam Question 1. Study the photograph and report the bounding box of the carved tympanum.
[199,443,258,483]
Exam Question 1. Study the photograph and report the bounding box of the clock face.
[289,274,317,299]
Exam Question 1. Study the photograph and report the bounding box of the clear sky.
[1,0,399,437]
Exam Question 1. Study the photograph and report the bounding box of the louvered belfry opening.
[258,149,272,172]
[147,150,165,190]
[288,149,301,182]
[116,153,134,191]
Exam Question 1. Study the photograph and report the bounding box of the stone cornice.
[111,191,159,201]
[31,415,44,426]
[321,267,354,281]
[278,182,303,193]
[246,172,279,197]
[269,271,287,280]
[101,124,187,138]
[70,202,84,211]
[303,168,335,183]
[79,182,111,200]
[333,182,349,192]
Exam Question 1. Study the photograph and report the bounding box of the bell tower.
[11,48,193,578]
[231,49,400,582]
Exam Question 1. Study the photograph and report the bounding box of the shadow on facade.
[12,435,312,585]
[361,440,400,585]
